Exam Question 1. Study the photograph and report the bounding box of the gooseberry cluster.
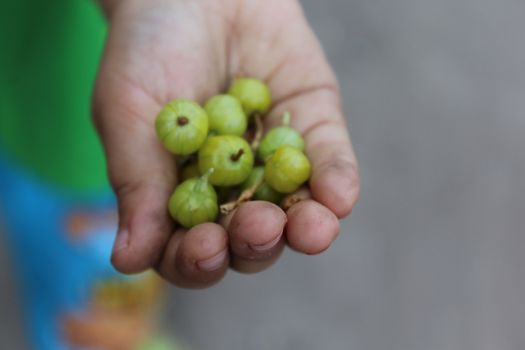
[155,78,311,228]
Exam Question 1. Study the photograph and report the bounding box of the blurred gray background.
[1,0,524,349]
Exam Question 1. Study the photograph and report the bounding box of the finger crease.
[271,82,339,111]
[301,118,346,140]
[266,56,291,86]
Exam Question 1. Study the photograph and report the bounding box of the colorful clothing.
[0,2,168,349]
[0,0,107,192]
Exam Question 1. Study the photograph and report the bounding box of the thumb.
[91,3,225,274]
[93,74,176,274]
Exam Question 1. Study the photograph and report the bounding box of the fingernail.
[250,233,282,252]
[113,229,129,253]
[197,250,227,271]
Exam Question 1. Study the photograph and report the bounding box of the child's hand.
[93,0,359,288]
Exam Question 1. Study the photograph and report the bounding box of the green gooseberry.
[241,166,284,204]
[180,163,201,181]
[265,146,311,193]
[204,94,247,136]
[227,78,272,116]
[168,170,218,228]
[258,112,304,161]
[155,99,208,155]
[198,135,254,186]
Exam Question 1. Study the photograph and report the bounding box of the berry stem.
[177,116,189,126]
[201,167,214,180]
[220,176,264,215]
[250,113,264,151]
[282,111,291,126]
[195,168,214,192]
[230,148,245,162]
[281,186,311,211]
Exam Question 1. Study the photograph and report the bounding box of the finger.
[94,82,176,274]
[93,26,177,274]
[93,8,231,285]
[270,89,360,219]
[93,7,227,274]
[285,200,340,255]
[222,201,287,274]
[264,36,360,220]
[156,223,229,289]
[236,0,360,218]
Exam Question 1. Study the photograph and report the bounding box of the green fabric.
[0,0,109,191]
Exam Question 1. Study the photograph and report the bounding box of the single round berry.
[204,94,247,136]
[180,163,201,181]
[258,126,305,161]
[168,171,218,228]
[258,112,304,161]
[241,166,284,204]
[198,135,254,186]
[228,78,272,116]
[265,146,311,193]
[155,99,208,155]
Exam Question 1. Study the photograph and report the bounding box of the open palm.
[93,0,359,288]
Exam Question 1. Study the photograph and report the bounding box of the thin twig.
[219,177,264,215]
[280,186,312,211]
[250,113,264,151]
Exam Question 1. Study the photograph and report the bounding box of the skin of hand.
[93,0,360,288]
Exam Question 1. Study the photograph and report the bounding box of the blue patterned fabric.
[0,152,138,350]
